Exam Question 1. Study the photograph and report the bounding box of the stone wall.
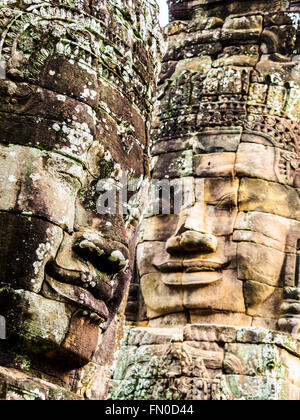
[110,325,300,400]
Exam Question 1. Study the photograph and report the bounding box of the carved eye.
[216,193,237,211]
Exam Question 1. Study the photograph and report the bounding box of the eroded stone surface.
[110,325,300,400]
[0,0,162,400]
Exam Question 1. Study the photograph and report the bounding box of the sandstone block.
[0,212,63,293]
[233,230,285,252]
[153,150,193,179]
[195,129,242,153]
[148,313,188,328]
[223,343,280,376]
[183,324,238,343]
[244,281,283,318]
[138,215,179,243]
[251,317,279,332]
[189,311,252,327]
[207,206,238,236]
[126,327,183,347]
[215,375,300,400]
[238,178,300,221]
[235,142,277,182]
[0,287,72,354]
[203,178,240,205]
[237,242,285,287]
[224,342,300,388]
[0,144,83,231]
[137,242,167,277]
[234,211,290,244]
[0,366,80,400]
[194,153,236,178]
[141,273,184,319]
[152,137,196,155]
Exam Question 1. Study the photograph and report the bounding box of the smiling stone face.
[137,163,300,329]
[131,0,300,333]
[0,0,163,385]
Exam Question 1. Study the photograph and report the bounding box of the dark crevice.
[0,209,70,234]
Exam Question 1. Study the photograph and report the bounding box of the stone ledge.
[110,325,300,400]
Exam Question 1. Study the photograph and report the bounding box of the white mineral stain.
[52,123,61,132]
[30,173,41,182]
[57,94,66,102]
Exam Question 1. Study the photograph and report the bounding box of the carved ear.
[125,256,147,322]
[279,222,300,336]
[261,29,279,54]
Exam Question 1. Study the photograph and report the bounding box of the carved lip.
[155,260,228,286]
[45,275,110,321]
[45,262,114,320]
[44,233,129,322]
[155,260,227,273]
[46,261,113,301]
[162,271,223,286]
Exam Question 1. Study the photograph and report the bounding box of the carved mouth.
[46,261,114,303]
[155,260,229,286]
[74,237,129,274]
[44,237,130,322]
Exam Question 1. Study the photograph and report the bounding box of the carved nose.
[166,230,218,255]
[75,238,128,274]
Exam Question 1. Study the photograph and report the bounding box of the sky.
[157,0,169,27]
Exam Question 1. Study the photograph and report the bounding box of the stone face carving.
[0,0,162,399]
[127,0,300,337]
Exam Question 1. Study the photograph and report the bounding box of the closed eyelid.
[214,193,237,209]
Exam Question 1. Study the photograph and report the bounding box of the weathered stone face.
[132,0,300,335]
[0,0,163,393]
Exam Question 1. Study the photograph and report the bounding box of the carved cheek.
[234,211,289,287]
[141,273,184,319]
[237,242,285,286]
[137,242,169,277]
[0,212,63,293]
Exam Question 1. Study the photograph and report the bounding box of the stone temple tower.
[111,0,300,400]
